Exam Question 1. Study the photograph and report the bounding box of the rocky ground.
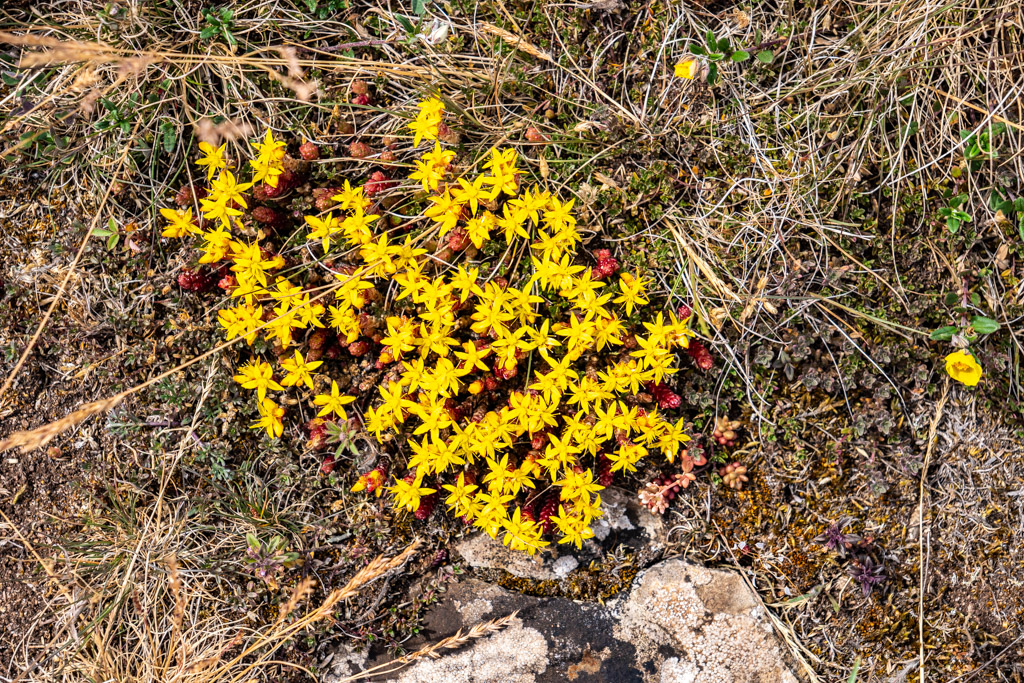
[3,0,1024,681]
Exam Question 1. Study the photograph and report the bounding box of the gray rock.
[321,643,368,682]
[454,533,564,581]
[390,617,549,683]
[551,555,578,579]
[614,561,801,683]
[368,558,802,682]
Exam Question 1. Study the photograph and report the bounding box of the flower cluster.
[161,94,710,554]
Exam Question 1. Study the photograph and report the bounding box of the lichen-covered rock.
[343,558,803,682]
[454,533,564,581]
[614,561,800,682]
[390,618,549,683]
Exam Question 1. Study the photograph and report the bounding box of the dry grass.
[12,480,420,682]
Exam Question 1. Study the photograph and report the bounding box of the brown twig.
[918,377,949,681]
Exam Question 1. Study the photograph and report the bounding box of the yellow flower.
[198,226,233,263]
[945,350,982,386]
[159,207,198,238]
[233,358,283,400]
[250,130,287,187]
[390,477,436,513]
[218,302,263,345]
[674,59,699,79]
[280,350,323,390]
[408,110,440,147]
[409,159,446,192]
[196,141,227,179]
[251,397,285,439]
[313,380,357,419]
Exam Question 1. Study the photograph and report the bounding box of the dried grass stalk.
[478,23,553,63]
[340,611,520,681]
[203,540,421,681]
[0,394,124,453]
[314,539,422,617]
[276,577,314,624]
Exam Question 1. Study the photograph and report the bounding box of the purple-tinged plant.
[849,556,886,597]
[813,520,862,556]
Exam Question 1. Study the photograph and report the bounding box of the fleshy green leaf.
[929,326,957,342]
[755,50,774,64]
[971,316,1000,335]
[731,50,750,62]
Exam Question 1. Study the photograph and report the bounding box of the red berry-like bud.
[677,304,693,321]
[251,184,271,202]
[325,344,343,360]
[438,122,460,145]
[177,268,214,292]
[352,93,372,107]
[320,454,336,474]
[520,501,537,523]
[277,170,299,192]
[312,187,340,211]
[597,256,619,277]
[525,127,548,143]
[484,376,499,391]
[447,227,470,251]
[351,80,369,95]
[539,493,559,535]
[348,340,371,357]
[494,364,518,380]
[349,141,372,159]
[415,492,438,520]
[251,206,282,225]
[306,418,331,451]
[174,184,207,207]
[597,455,614,487]
[380,149,396,163]
[308,329,332,350]
[444,398,463,422]
[299,141,319,160]
[365,171,395,196]
[687,340,714,370]
[217,273,237,291]
[262,182,284,199]
[646,381,681,410]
